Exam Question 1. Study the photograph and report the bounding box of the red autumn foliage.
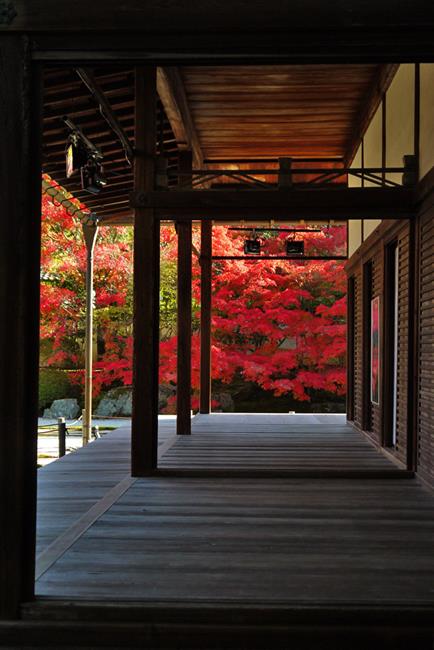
[40,179,347,410]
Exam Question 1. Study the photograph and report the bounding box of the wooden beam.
[200,221,212,414]
[131,67,159,476]
[344,64,399,166]
[157,67,203,169]
[0,36,42,619]
[75,67,134,163]
[31,34,434,64]
[6,1,433,32]
[130,187,415,221]
[176,151,193,435]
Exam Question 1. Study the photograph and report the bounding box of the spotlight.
[64,116,107,194]
[244,231,261,255]
[286,240,304,256]
[80,159,107,195]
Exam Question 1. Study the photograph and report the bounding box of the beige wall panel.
[348,141,382,254]
[386,64,414,184]
[363,219,381,239]
[349,146,362,188]
[348,147,362,255]
[420,64,434,180]
[348,221,363,256]
[364,105,382,186]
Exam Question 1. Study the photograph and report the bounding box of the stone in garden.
[45,398,80,419]
[95,384,176,416]
[95,387,132,417]
[212,391,234,412]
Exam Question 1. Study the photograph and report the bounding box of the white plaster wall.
[386,64,414,184]
[348,64,426,258]
[346,63,433,259]
[364,104,383,183]
[361,103,382,238]
[420,64,434,180]
[363,220,381,240]
[348,146,362,256]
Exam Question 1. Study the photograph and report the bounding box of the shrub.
[38,368,81,413]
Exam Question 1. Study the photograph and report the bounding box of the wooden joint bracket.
[129,190,149,208]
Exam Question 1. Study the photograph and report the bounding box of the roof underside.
[42,64,393,225]
[181,65,379,160]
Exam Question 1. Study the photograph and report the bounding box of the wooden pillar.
[131,67,159,476]
[346,276,355,422]
[176,151,193,435]
[199,220,212,414]
[408,64,421,471]
[361,261,372,432]
[0,36,42,618]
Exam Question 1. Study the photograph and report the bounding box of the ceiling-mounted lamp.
[80,158,107,195]
[286,239,304,256]
[244,229,261,255]
[64,116,107,194]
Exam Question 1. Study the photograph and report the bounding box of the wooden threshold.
[151,468,414,479]
[14,599,434,649]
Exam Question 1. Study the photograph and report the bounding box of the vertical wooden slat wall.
[346,220,413,468]
[352,269,364,429]
[417,205,434,487]
[370,249,384,443]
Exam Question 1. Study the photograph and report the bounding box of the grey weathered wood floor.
[35,414,434,605]
[36,418,175,554]
[160,413,398,471]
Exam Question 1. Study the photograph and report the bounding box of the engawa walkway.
[159,413,399,474]
[33,414,434,606]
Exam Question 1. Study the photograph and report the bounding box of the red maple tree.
[40,182,346,412]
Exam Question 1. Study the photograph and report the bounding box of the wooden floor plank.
[36,475,434,604]
[158,414,396,472]
[34,413,434,607]
[36,420,175,554]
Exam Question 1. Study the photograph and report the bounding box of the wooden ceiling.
[42,63,396,225]
[181,65,383,161]
[42,67,178,223]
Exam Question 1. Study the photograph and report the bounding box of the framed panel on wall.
[371,295,381,405]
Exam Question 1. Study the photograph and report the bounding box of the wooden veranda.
[32,416,434,617]
[38,61,416,478]
[2,4,434,646]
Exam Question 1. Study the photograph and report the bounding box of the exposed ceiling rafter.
[157,67,204,169]
[76,67,135,164]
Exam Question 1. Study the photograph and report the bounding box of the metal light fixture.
[64,116,107,194]
[80,158,107,195]
[244,230,261,255]
[286,239,304,256]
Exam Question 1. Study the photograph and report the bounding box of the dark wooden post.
[408,64,421,471]
[131,67,159,476]
[346,276,355,422]
[200,220,212,414]
[278,157,292,188]
[361,261,373,432]
[176,151,193,435]
[0,36,42,619]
